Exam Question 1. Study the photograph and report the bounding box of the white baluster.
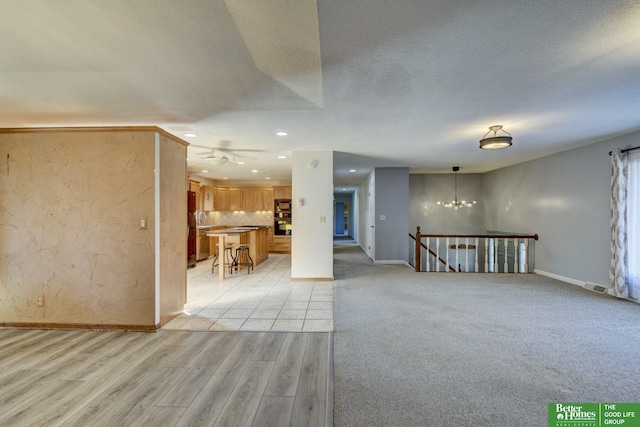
[484,238,489,272]
[474,237,479,273]
[503,239,508,273]
[425,237,430,272]
[445,237,450,272]
[464,237,469,273]
[523,239,529,273]
[436,237,440,272]
[513,239,516,273]
[518,241,526,273]
[455,237,459,272]
[492,239,498,273]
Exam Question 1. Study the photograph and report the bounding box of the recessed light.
[184,133,197,137]
[251,169,258,173]
[349,169,357,173]
[222,177,228,180]
[265,177,271,180]
[276,131,288,137]
[277,155,286,159]
[201,170,208,173]
[237,161,245,165]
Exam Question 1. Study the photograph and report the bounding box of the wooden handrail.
[409,232,457,272]
[411,226,538,273]
[416,231,538,241]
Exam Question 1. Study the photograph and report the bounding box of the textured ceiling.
[1,0,640,184]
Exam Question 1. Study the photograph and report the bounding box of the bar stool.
[212,243,237,275]
[234,244,254,274]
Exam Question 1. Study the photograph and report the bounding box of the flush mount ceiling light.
[276,131,288,137]
[479,125,512,150]
[436,166,476,209]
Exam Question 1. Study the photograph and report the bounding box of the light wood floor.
[0,329,331,427]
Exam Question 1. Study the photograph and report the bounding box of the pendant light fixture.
[479,125,512,150]
[436,166,476,209]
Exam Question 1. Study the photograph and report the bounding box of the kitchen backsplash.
[209,211,273,226]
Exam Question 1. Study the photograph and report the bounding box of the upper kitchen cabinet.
[214,187,229,211]
[202,185,214,211]
[241,187,273,211]
[263,188,274,211]
[241,188,262,211]
[273,186,292,199]
[229,187,241,211]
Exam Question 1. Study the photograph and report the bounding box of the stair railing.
[409,226,538,273]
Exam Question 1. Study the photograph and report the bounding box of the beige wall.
[158,133,187,325]
[0,128,185,328]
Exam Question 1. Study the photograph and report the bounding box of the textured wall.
[291,151,333,279]
[374,168,409,261]
[409,173,484,235]
[0,130,156,326]
[483,131,640,286]
[158,133,187,325]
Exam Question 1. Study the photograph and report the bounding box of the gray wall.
[483,130,640,286]
[409,173,485,235]
[334,193,354,236]
[375,168,409,261]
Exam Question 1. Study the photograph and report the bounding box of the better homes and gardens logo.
[551,404,597,426]
[549,403,640,427]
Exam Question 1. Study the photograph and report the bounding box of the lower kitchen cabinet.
[269,234,291,254]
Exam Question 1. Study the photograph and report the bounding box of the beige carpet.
[332,246,640,426]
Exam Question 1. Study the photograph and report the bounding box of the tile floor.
[162,253,334,332]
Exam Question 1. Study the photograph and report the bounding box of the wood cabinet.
[269,235,291,253]
[241,188,263,211]
[273,186,292,199]
[263,188,274,211]
[202,185,214,211]
[236,228,269,267]
[229,187,241,211]
[209,185,279,212]
[214,187,229,211]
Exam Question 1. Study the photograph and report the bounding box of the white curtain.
[627,150,640,299]
[610,148,629,298]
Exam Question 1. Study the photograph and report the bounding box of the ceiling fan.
[189,143,263,167]
[196,149,237,166]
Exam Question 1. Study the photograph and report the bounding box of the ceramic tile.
[282,301,308,310]
[249,309,280,319]
[241,319,275,331]
[181,318,215,330]
[308,301,333,310]
[310,294,333,302]
[209,318,246,331]
[302,319,333,332]
[278,310,306,320]
[256,300,285,310]
[305,310,333,320]
[221,309,254,319]
[271,319,304,331]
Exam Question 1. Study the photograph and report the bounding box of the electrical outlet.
[380,215,386,221]
[36,294,44,307]
[319,216,326,223]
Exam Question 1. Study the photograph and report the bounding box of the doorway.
[334,188,357,244]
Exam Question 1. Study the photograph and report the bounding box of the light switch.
[319,216,326,223]
[140,218,147,230]
[380,215,386,221]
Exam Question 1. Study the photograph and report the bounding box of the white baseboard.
[373,260,413,269]
[534,269,584,287]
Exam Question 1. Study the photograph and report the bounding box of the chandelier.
[436,166,476,209]
[479,125,512,150]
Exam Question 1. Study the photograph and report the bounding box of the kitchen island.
[206,226,269,280]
